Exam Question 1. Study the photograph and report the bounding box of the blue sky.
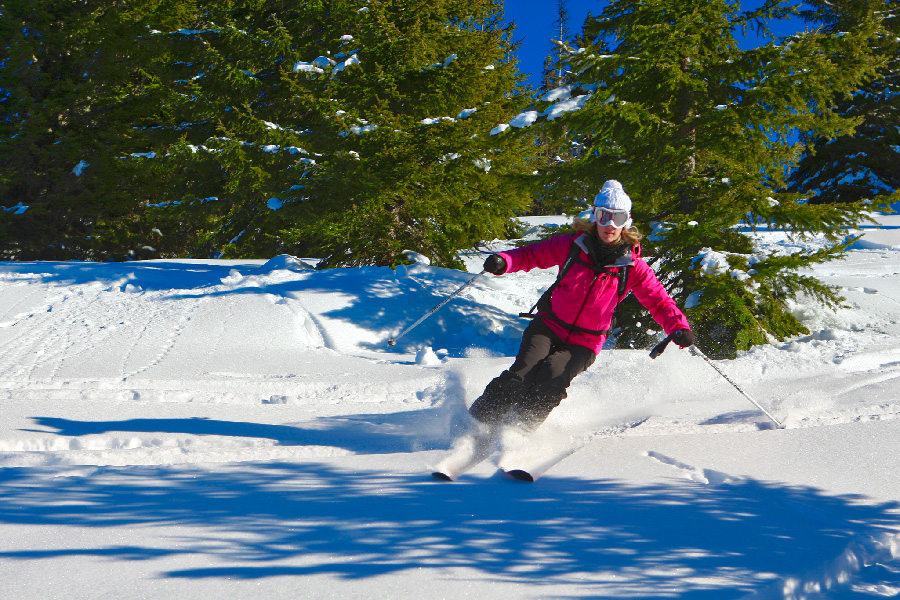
[503,0,810,91]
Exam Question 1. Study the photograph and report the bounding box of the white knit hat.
[590,180,633,228]
[593,180,631,212]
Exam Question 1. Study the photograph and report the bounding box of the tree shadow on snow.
[0,260,254,290]
[0,460,898,598]
[25,404,466,454]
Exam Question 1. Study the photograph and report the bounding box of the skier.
[434,180,694,480]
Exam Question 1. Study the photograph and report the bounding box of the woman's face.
[596,222,623,245]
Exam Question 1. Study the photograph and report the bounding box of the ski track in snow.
[0,263,464,469]
[646,450,743,486]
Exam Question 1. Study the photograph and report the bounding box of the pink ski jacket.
[497,232,690,353]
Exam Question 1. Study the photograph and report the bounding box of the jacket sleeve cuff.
[496,251,513,274]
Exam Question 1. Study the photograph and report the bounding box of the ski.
[430,426,498,482]
[503,469,534,482]
[433,418,649,482]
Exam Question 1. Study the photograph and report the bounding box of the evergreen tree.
[499,0,884,357]
[134,0,535,268]
[0,0,139,259]
[280,0,536,268]
[0,0,184,260]
[540,0,571,92]
[121,0,333,261]
[530,0,590,216]
[2,1,535,267]
[787,0,900,205]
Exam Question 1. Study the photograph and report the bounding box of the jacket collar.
[575,233,635,268]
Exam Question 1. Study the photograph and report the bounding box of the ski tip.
[503,469,534,483]
[431,471,454,482]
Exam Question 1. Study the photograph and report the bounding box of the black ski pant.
[469,319,596,430]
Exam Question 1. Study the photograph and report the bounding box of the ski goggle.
[593,207,631,228]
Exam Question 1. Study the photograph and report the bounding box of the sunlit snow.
[2,206,900,598]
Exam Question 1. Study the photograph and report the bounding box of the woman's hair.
[572,215,644,246]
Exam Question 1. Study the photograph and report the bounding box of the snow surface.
[2,210,900,598]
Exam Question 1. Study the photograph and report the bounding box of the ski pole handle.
[649,333,675,359]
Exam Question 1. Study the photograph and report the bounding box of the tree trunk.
[676,57,697,214]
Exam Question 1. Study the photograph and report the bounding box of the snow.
[71,160,90,177]
[691,247,757,282]
[510,110,539,128]
[2,209,900,598]
[1,202,29,215]
[544,93,592,120]
[490,122,510,136]
[293,61,323,74]
[685,290,703,309]
[420,117,455,126]
[693,247,733,276]
[312,56,335,69]
[347,124,377,135]
[541,84,577,102]
[503,92,594,131]
[331,54,360,76]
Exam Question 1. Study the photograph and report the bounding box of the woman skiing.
[434,180,694,480]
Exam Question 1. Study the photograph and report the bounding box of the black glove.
[483,254,507,275]
[672,328,695,348]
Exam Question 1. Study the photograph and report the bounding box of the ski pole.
[387,270,487,347]
[649,335,785,429]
